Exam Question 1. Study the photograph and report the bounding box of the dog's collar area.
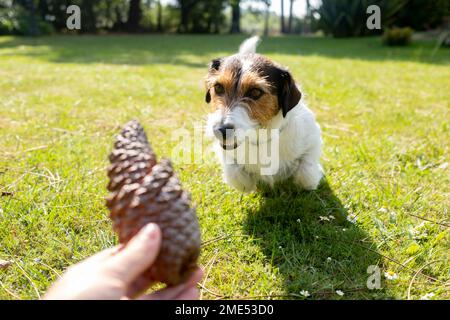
[249,121,289,146]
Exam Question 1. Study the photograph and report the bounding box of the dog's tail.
[239,36,260,55]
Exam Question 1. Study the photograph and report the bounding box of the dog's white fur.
[239,36,261,55]
[206,37,323,192]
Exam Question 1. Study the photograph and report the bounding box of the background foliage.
[0,0,449,36]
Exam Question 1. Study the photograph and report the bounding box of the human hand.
[44,223,203,300]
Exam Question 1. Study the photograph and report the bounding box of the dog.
[205,36,323,192]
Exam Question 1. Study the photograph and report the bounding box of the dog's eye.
[214,84,225,95]
[246,88,263,100]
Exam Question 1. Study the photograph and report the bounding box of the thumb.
[107,223,162,284]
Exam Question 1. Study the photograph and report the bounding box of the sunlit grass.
[0,35,449,300]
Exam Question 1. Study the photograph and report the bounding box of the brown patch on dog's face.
[205,54,301,126]
[206,66,238,112]
[237,71,279,125]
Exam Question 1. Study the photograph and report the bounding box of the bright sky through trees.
[162,0,321,18]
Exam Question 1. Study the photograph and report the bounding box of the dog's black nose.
[214,123,235,140]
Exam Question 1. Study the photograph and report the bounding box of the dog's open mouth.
[221,142,239,150]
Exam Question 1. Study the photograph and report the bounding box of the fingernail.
[141,223,159,239]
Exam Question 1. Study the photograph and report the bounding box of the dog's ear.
[276,69,301,117]
[210,58,222,71]
[205,58,222,104]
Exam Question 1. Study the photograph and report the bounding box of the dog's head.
[205,53,301,150]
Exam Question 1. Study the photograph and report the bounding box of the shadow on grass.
[0,35,447,67]
[242,179,394,299]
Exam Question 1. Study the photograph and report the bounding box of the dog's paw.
[294,161,323,191]
[223,165,256,193]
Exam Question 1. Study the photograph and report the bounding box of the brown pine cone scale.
[106,120,200,286]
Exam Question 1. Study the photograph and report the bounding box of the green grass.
[0,35,449,300]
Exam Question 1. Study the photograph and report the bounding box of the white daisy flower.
[319,216,330,222]
[296,219,301,223]
[326,257,332,262]
[346,214,358,223]
[336,290,344,296]
[438,162,448,169]
[419,293,435,300]
[389,211,397,222]
[300,290,310,297]
[384,271,398,281]
[415,222,427,230]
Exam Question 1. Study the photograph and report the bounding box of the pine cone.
[106,120,201,286]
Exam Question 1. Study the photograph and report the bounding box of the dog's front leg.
[294,157,323,191]
[222,164,256,192]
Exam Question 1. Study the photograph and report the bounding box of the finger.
[186,267,204,287]
[105,223,162,284]
[138,268,203,300]
[126,274,154,298]
[175,287,199,300]
[143,284,186,300]
[70,246,122,271]
[160,268,203,297]
[140,287,199,301]
[86,246,122,263]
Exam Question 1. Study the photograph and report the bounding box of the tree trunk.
[304,0,311,34]
[113,6,126,31]
[37,0,48,21]
[25,0,39,36]
[156,0,163,32]
[264,2,270,37]
[214,20,220,34]
[306,0,311,16]
[280,0,285,33]
[230,0,240,34]
[81,0,96,33]
[288,0,294,34]
[179,1,190,33]
[126,0,142,32]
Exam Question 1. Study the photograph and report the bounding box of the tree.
[393,0,450,30]
[306,0,311,16]
[287,0,295,33]
[37,0,48,21]
[126,0,142,32]
[304,0,312,34]
[177,0,195,33]
[262,0,271,36]
[112,0,129,31]
[79,0,96,33]
[208,0,227,34]
[176,0,226,33]
[156,0,162,32]
[316,0,408,38]
[280,0,286,33]
[23,0,38,36]
[230,0,240,33]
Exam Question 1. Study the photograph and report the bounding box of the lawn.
[0,34,448,300]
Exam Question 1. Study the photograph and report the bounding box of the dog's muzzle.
[213,123,238,150]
